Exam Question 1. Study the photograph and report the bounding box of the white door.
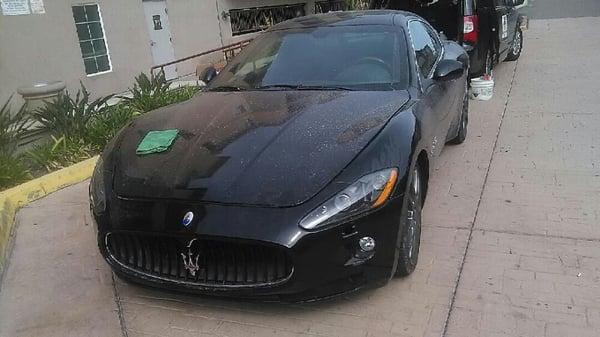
[143,0,177,79]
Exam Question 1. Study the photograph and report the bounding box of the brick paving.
[444,17,600,337]
[1,17,599,337]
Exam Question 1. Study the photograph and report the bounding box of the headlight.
[299,168,398,230]
[89,157,106,214]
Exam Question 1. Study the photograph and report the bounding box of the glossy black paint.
[434,59,466,81]
[112,90,410,207]
[92,11,469,301]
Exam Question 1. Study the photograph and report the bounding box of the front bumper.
[95,195,404,302]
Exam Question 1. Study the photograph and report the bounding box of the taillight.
[463,15,479,43]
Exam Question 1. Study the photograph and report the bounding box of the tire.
[448,92,469,145]
[505,27,523,61]
[395,165,423,277]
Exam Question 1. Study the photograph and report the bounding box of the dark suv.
[370,0,525,77]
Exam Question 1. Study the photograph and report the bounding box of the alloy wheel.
[405,169,422,265]
[512,30,522,55]
[461,93,469,132]
[395,165,424,277]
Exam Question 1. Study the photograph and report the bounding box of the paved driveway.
[2,14,600,337]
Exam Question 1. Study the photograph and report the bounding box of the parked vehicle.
[370,0,525,77]
[90,11,469,301]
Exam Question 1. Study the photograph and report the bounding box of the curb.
[0,156,98,274]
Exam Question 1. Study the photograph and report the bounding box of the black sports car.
[90,11,469,301]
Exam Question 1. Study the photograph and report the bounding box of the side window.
[408,21,440,78]
[426,25,443,58]
[465,0,477,14]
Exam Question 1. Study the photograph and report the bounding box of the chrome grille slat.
[105,232,293,288]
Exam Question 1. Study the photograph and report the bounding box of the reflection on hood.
[113,90,410,206]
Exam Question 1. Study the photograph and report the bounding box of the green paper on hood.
[136,129,179,155]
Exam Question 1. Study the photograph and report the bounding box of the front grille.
[105,232,293,288]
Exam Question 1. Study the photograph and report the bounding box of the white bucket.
[469,76,494,101]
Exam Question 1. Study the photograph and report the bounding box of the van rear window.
[464,0,476,15]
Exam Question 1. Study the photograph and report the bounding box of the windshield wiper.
[255,84,355,91]
[255,84,299,90]
[206,85,247,92]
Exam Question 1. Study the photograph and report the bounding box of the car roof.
[268,10,417,31]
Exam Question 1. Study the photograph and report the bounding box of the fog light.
[359,236,375,252]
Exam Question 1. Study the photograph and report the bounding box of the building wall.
[165,0,222,78]
[164,0,316,77]
[0,0,153,106]
[0,0,316,107]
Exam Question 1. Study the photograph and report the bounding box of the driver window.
[408,21,440,78]
[425,25,443,57]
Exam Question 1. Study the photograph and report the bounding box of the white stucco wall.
[0,0,317,106]
[0,0,153,106]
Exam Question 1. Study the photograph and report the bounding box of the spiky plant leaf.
[31,83,113,140]
[0,96,32,156]
[0,153,30,190]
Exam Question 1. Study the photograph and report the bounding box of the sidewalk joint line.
[441,60,520,337]
[111,272,129,337]
[474,228,600,243]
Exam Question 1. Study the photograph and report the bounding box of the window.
[315,1,346,13]
[229,4,306,36]
[465,0,477,15]
[408,21,441,78]
[72,4,111,75]
[425,25,443,57]
[208,25,409,91]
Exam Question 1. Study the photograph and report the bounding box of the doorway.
[143,0,177,79]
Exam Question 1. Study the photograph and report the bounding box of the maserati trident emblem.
[182,211,194,227]
[181,238,200,276]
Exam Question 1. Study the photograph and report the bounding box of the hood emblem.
[181,238,200,276]
[182,211,194,227]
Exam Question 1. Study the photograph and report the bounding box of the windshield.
[207,25,409,91]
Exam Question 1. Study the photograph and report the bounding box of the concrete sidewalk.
[444,16,600,337]
[1,17,599,337]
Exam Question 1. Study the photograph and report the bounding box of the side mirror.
[512,0,525,6]
[197,65,218,84]
[433,59,465,81]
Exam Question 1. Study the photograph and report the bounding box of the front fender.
[335,107,423,200]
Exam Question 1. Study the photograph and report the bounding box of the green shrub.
[121,71,170,113]
[122,71,199,113]
[25,136,93,173]
[0,97,31,190]
[85,104,137,151]
[0,96,32,156]
[170,85,201,102]
[32,83,112,141]
[0,154,30,190]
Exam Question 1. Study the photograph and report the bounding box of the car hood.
[112,90,410,207]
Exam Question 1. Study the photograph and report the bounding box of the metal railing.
[315,0,370,13]
[229,3,306,36]
[315,0,347,13]
[150,39,253,80]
